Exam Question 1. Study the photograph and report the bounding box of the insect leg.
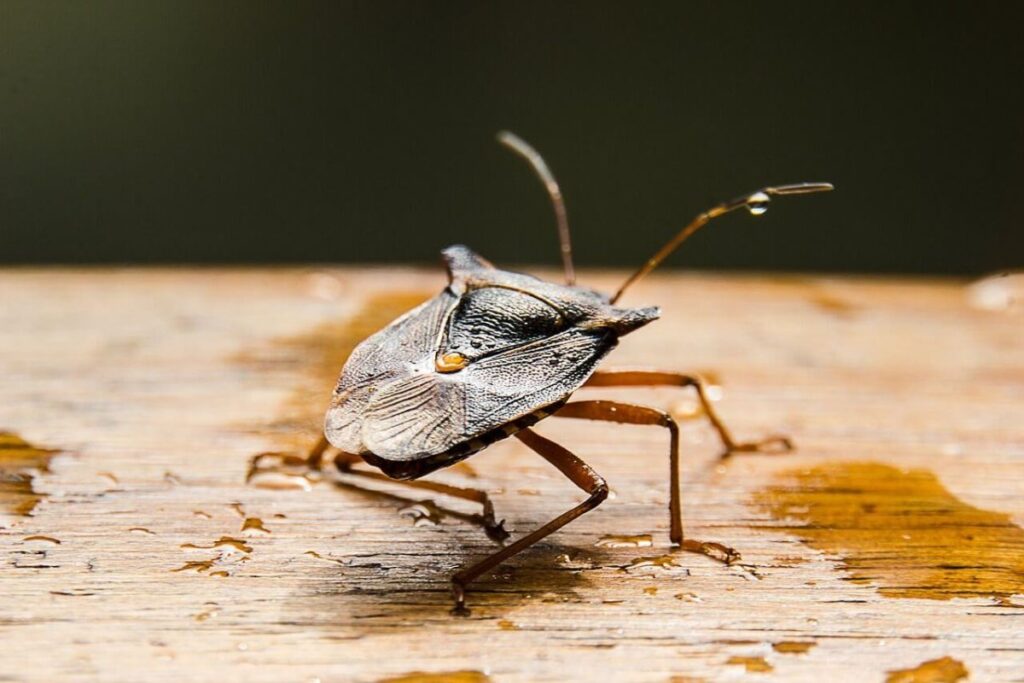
[450,427,608,616]
[246,434,331,481]
[332,451,509,543]
[247,438,508,542]
[553,400,739,565]
[584,370,793,458]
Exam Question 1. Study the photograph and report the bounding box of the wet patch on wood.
[886,656,968,683]
[377,672,491,683]
[0,432,59,525]
[234,291,430,450]
[726,656,773,673]
[772,641,815,654]
[755,462,1024,600]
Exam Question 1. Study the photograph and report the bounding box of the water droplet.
[622,554,689,574]
[746,191,770,215]
[670,398,704,420]
[967,271,1024,312]
[727,656,773,673]
[399,500,444,527]
[378,671,491,683]
[595,534,653,548]
[0,432,59,520]
[304,550,346,565]
[773,641,815,655]
[194,608,219,622]
[247,452,321,490]
[745,191,770,215]
[250,471,315,491]
[241,517,270,534]
[305,271,345,300]
[181,536,253,554]
[555,552,596,570]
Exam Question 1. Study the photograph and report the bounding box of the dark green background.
[2,1,1022,274]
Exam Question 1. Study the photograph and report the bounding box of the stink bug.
[320,132,831,614]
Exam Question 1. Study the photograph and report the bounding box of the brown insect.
[271,132,831,614]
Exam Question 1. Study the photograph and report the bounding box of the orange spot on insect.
[436,352,468,373]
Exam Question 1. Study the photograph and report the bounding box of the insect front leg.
[553,400,739,565]
[583,370,793,458]
[450,428,608,616]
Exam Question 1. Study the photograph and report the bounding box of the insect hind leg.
[553,400,739,565]
[583,370,793,459]
[450,427,608,616]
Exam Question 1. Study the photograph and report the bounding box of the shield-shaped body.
[325,245,659,479]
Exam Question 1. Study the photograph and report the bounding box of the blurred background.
[2,1,1022,274]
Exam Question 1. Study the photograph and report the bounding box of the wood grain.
[1,267,1022,682]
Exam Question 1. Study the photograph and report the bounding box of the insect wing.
[461,327,614,435]
[325,290,456,454]
[360,326,614,460]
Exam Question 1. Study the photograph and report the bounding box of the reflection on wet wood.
[756,462,1024,600]
[1,268,1023,682]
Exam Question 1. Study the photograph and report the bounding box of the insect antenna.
[497,131,576,286]
[610,182,834,304]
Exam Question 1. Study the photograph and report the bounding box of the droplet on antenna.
[747,191,770,216]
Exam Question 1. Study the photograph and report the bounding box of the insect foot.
[482,517,510,544]
[450,578,472,618]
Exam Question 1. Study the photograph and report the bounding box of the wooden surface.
[1,267,1022,683]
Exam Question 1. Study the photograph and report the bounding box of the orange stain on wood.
[886,656,969,683]
[772,641,815,654]
[378,672,491,683]
[0,432,58,521]
[726,656,773,673]
[755,462,1024,600]
[241,517,269,534]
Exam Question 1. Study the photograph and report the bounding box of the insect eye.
[445,287,562,359]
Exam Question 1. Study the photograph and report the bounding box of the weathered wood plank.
[1,268,1022,682]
